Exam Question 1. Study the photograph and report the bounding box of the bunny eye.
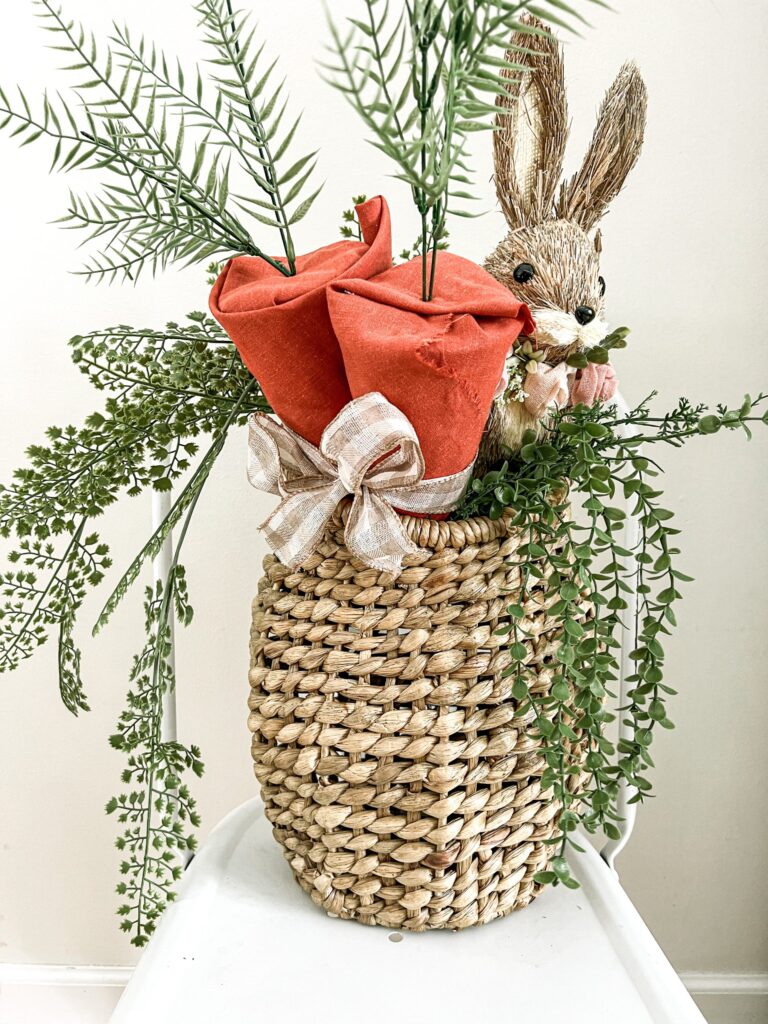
[513,263,535,284]
[598,276,606,297]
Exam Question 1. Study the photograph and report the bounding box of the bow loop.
[247,393,472,575]
[321,392,425,494]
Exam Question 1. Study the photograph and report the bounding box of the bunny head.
[479,17,647,466]
[490,220,607,353]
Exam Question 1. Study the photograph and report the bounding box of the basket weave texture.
[248,504,590,931]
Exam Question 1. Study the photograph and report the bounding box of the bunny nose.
[575,305,596,325]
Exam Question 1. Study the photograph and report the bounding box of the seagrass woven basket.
[248,503,591,931]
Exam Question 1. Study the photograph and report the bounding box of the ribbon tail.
[260,482,345,569]
[345,489,420,575]
[247,415,283,495]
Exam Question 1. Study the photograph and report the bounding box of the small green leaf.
[552,679,570,701]
[534,871,557,885]
[566,352,589,369]
[698,415,721,434]
[587,346,609,365]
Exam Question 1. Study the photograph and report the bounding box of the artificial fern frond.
[323,0,603,299]
[0,0,301,279]
[0,517,109,713]
[108,579,203,947]
[93,379,257,635]
[194,0,325,270]
[111,19,316,257]
[0,312,267,696]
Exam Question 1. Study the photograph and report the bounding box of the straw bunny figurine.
[477,16,647,470]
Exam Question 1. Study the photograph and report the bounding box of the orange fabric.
[209,196,392,445]
[328,254,535,478]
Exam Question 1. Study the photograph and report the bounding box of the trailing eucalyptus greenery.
[455,392,768,888]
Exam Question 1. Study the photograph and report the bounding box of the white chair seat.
[111,798,704,1024]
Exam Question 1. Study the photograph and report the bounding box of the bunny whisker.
[531,308,609,351]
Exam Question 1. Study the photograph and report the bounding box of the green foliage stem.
[0,0,320,281]
[0,313,268,705]
[324,1,599,299]
[108,577,203,947]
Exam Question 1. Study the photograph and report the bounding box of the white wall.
[1,0,767,986]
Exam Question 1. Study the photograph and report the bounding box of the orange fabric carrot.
[209,196,392,445]
[328,253,534,478]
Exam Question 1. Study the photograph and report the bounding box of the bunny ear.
[557,61,648,232]
[493,15,568,229]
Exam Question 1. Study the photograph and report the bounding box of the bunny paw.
[570,363,618,408]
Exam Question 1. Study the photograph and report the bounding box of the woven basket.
[248,503,591,931]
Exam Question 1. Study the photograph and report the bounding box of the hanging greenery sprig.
[0,312,267,693]
[456,391,768,887]
[108,577,203,948]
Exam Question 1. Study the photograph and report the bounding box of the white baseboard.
[2,964,767,994]
[0,966,131,1024]
[680,972,768,996]
[0,963,133,987]
[1,963,766,1023]
[681,974,768,1024]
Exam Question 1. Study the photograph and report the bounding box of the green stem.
[222,0,296,273]
[427,203,441,300]
[133,600,166,942]
[614,418,766,445]
[417,16,430,301]
[93,381,256,632]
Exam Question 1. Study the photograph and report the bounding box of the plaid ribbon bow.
[247,392,473,574]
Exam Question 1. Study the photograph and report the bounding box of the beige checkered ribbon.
[247,392,473,574]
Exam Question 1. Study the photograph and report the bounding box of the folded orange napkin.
[327,254,534,478]
[209,196,392,445]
